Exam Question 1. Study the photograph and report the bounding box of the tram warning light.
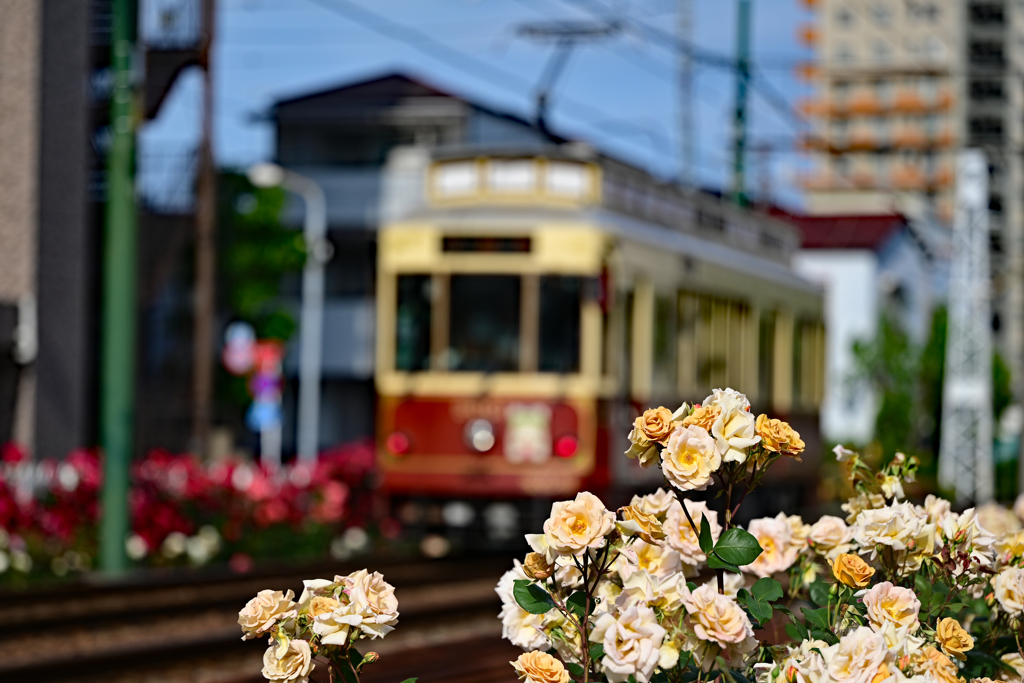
[554,434,579,458]
[386,432,410,455]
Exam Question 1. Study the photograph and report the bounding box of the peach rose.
[511,651,570,683]
[626,407,683,467]
[618,504,666,545]
[543,492,615,555]
[755,414,805,458]
[262,637,314,683]
[663,500,720,570]
[682,584,757,669]
[743,514,798,578]
[820,627,891,683]
[917,646,960,683]
[809,516,854,560]
[935,617,973,661]
[661,425,721,491]
[523,552,555,580]
[830,553,875,588]
[861,581,920,632]
[239,589,297,640]
[681,405,720,431]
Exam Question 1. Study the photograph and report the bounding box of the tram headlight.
[465,419,496,452]
[386,431,410,455]
[554,434,578,458]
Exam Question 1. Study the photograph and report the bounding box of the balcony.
[928,165,955,190]
[892,89,927,113]
[891,128,929,149]
[891,166,927,190]
[846,93,883,115]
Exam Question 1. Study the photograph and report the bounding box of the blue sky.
[141,0,815,207]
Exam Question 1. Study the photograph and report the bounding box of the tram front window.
[395,275,431,371]
[539,276,581,373]
[448,275,521,371]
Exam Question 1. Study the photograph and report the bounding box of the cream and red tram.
[375,149,824,505]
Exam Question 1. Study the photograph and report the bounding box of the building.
[798,0,1024,409]
[781,209,942,443]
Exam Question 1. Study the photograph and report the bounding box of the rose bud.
[522,552,554,580]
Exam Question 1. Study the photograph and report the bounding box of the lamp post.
[247,163,329,464]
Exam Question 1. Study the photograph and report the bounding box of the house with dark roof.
[772,208,944,443]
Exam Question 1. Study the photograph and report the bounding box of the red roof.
[767,208,905,250]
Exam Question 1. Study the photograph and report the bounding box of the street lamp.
[247,162,329,464]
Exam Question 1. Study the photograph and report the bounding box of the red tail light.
[554,435,578,458]
[386,432,410,455]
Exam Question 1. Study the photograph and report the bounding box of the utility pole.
[678,0,694,185]
[192,0,217,457]
[730,0,751,205]
[99,0,137,574]
[939,150,994,504]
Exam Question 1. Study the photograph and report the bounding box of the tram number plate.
[503,404,551,464]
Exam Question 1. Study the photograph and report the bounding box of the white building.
[780,211,940,444]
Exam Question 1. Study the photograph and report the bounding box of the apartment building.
[799,0,1024,399]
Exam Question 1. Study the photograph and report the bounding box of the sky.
[140,0,815,207]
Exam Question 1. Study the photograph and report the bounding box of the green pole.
[731,0,751,206]
[99,0,137,574]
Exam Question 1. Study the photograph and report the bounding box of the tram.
[374,147,824,506]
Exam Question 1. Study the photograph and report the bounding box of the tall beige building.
[800,0,1024,402]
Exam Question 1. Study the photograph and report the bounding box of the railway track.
[0,554,518,683]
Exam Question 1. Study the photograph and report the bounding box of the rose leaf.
[712,528,763,566]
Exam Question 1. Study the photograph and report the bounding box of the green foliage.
[712,527,762,566]
[513,579,555,614]
[218,171,306,340]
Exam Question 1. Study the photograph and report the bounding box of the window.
[875,80,894,104]
[652,295,678,395]
[539,277,581,373]
[448,275,520,371]
[395,275,432,371]
[835,43,855,64]
[873,40,892,65]
[870,1,892,26]
[836,6,854,28]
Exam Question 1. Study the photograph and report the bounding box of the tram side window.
[395,275,432,371]
[539,276,581,373]
[449,275,521,372]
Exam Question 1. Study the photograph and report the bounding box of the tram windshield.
[394,274,582,374]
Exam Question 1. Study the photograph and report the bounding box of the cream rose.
[618,505,666,545]
[997,530,1024,561]
[944,508,997,571]
[663,500,720,570]
[702,388,760,463]
[852,500,923,558]
[618,540,682,581]
[861,581,921,632]
[630,488,677,518]
[923,494,952,527]
[617,570,689,613]
[239,589,297,640]
[683,584,757,668]
[978,502,1021,538]
[809,515,854,560]
[661,425,721,491]
[345,569,399,638]
[778,639,829,683]
[1002,653,1024,683]
[743,514,798,578]
[820,627,892,683]
[590,604,667,683]
[511,651,570,683]
[262,638,314,683]
[542,492,615,555]
[994,566,1024,616]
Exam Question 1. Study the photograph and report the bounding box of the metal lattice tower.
[938,150,994,505]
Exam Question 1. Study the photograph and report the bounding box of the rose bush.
[498,387,1024,683]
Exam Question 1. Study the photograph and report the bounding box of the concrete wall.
[792,250,879,444]
[0,0,40,447]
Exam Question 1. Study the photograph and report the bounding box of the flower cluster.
[501,387,1024,683]
[0,440,377,581]
[239,568,399,683]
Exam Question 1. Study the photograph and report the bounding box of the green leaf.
[809,581,832,607]
[399,679,419,683]
[698,514,714,554]
[651,672,671,683]
[686,581,698,592]
[712,527,763,566]
[914,573,933,602]
[348,647,362,667]
[748,600,773,625]
[513,579,555,614]
[706,553,742,573]
[338,663,359,683]
[802,607,830,630]
[785,622,805,641]
[729,670,752,683]
[567,591,587,620]
[566,663,584,680]
[589,643,605,661]
[752,577,783,603]
[628,676,638,683]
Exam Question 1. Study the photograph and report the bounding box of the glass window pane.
[539,276,581,373]
[448,275,520,371]
[395,275,431,371]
